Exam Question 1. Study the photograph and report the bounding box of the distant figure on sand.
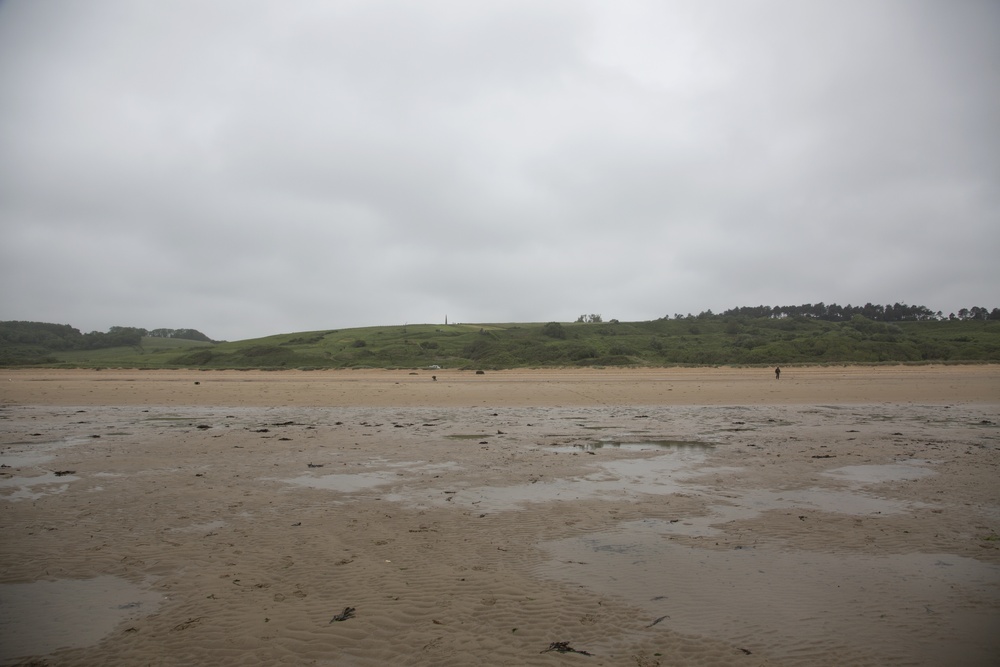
[775,367,781,380]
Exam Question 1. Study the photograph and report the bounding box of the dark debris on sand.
[541,641,593,656]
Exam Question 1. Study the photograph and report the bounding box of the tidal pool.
[279,461,457,494]
[0,471,79,502]
[822,460,937,484]
[283,471,402,493]
[0,435,95,469]
[419,451,729,512]
[538,521,1000,666]
[0,576,162,663]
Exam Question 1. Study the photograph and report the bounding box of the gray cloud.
[2,0,997,340]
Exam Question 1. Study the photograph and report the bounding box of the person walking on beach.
[774,367,781,380]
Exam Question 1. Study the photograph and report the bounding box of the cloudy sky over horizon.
[1,0,997,341]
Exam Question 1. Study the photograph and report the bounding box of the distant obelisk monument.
[445,315,448,325]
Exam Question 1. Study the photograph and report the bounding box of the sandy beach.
[1,366,998,665]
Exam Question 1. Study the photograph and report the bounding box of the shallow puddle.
[538,521,1000,666]
[658,486,930,538]
[0,447,55,468]
[0,436,94,468]
[762,485,930,514]
[822,460,937,484]
[424,451,726,512]
[0,576,162,663]
[279,461,455,495]
[283,471,402,493]
[0,471,80,502]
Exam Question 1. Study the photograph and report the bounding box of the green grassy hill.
[8,316,999,369]
[55,336,211,367]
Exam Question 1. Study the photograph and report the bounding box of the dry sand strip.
[3,365,999,407]
[0,367,998,666]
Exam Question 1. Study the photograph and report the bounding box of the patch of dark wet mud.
[547,439,713,453]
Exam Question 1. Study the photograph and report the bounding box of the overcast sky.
[1,1,997,341]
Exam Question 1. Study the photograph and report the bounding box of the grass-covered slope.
[12,317,1000,369]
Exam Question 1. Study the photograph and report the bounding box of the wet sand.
[1,367,998,665]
